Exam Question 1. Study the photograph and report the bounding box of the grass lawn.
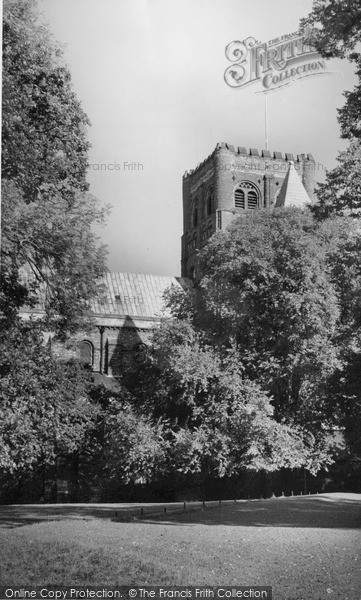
[0,493,360,600]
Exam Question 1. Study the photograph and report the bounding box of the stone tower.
[181,142,316,279]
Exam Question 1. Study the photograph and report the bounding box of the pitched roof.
[92,272,189,320]
[275,161,311,208]
[20,270,191,328]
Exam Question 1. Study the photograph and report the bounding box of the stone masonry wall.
[181,143,316,278]
[50,325,153,378]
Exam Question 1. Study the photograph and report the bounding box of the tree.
[301,2,361,487]
[0,321,98,477]
[125,318,333,478]
[0,0,110,500]
[317,215,361,330]
[1,181,108,335]
[102,402,169,487]
[0,322,171,501]
[160,208,361,478]
[318,216,361,480]
[168,208,361,481]
[1,0,108,335]
[311,142,361,219]
[338,56,361,141]
[2,0,90,201]
[301,0,361,60]
[301,1,361,217]
[198,210,341,428]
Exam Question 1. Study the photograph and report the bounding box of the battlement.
[183,150,215,179]
[181,141,317,278]
[183,142,315,178]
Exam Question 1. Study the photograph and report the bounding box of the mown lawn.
[1,494,360,600]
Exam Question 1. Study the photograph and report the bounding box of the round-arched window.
[200,192,206,220]
[192,197,199,228]
[79,340,94,368]
[234,182,260,210]
[206,186,214,216]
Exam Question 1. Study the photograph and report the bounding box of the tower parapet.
[181,142,316,278]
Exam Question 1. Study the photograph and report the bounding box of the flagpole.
[264,92,269,150]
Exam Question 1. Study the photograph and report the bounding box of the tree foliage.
[0,321,98,475]
[161,209,361,473]
[103,402,169,485]
[1,181,108,334]
[125,317,334,477]
[2,0,90,201]
[338,55,361,141]
[1,0,108,335]
[311,142,361,219]
[302,1,361,217]
[300,3,361,474]
[301,0,361,60]
[183,210,340,425]
[0,0,109,499]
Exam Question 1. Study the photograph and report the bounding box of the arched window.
[79,340,94,368]
[192,197,199,228]
[234,182,260,210]
[247,189,258,209]
[190,266,195,280]
[235,188,245,209]
[206,186,214,216]
[200,193,206,220]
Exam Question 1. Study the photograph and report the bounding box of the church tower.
[181,142,316,279]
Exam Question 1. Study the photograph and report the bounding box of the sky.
[39,0,356,277]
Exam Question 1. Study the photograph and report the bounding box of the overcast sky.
[39,0,355,277]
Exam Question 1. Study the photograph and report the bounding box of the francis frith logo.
[224,29,326,91]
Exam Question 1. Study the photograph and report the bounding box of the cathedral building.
[20,272,190,380]
[21,142,314,379]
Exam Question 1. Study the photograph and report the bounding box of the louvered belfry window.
[247,189,258,209]
[234,182,260,210]
[235,188,245,209]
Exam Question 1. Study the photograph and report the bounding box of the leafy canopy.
[162,208,361,474]
[0,321,98,475]
[124,317,334,478]
[301,0,361,60]
[1,0,108,335]
[302,1,361,217]
[2,0,90,201]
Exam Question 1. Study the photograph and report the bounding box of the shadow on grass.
[133,495,361,530]
[0,504,141,529]
[1,494,360,530]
